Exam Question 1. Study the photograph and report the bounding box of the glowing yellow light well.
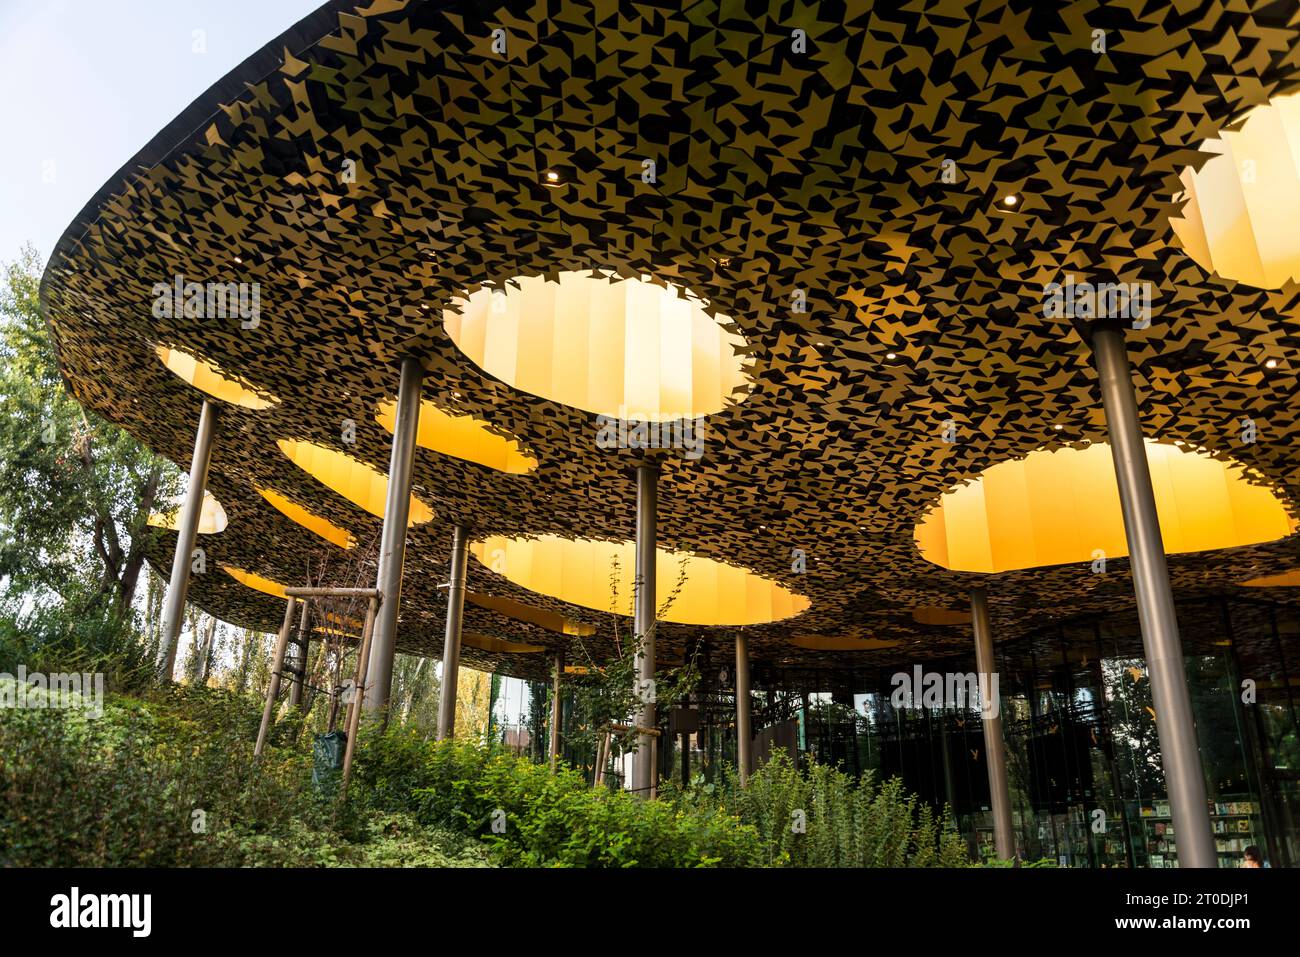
[470,534,809,626]
[375,400,537,474]
[276,440,433,525]
[148,490,227,534]
[1242,569,1300,588]
[443,271,752,420]
[462,633,546,654]
[220,564,287,598]
[914,441,1297,573]
[465,592,595,636]
[1172,91,1300,289]
[156,346,279,410]
[788,636,902,652]
[256,487,356,549]
[912,606,971,626]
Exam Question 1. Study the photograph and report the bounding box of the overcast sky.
[0,0,321,268]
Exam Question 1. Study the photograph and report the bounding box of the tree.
[391,653,439,733]
[0,247,180,673]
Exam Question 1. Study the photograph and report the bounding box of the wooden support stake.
[254,597,298,758]
[283,586,380,599]
[340,594,380,798]
[650,734,658,800]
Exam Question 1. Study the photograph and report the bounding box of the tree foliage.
[0,249,181,680]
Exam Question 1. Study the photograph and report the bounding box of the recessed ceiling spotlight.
[233,255,243,264]
[759,524,767,530]
[886,352,897,360]
[451,391,462,400]
[545,170,559,183]
[1265,358,1278,369]
[1053,424,1064,431]
[1002,195,1018,207]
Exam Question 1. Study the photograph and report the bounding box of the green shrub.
[353,729,766,867]
[0,686,972,869]
[665,751,972,867]
[0,686,489,867]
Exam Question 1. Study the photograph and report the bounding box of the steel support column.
[549,649,563,768]
[971,587,1015,860]
[631,463,658,797]
[436,524,470,741]
[364,356,423,714]
[735,632,752,785]
[1091,325,1216,868]
[158,398,219,681]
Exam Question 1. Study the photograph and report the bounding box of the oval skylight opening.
[256,486,356,549]
[148,489,227,534]
[443,270,752,420]
[375,399,537,474]
[276,439,433,525]
[470,534,809,626]
[156,345,279,410]
[1172,91,1300,289]
[914,441,1297,573]
[220,564,287,598]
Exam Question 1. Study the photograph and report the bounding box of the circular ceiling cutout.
[220,564,287,598]
[443,271,752,421]
[462,632,546,654]
[256,486,356,549]
[915,441,1297,573]
[156,346,279,410]
[912,606,972,626]
[1241,569,1300,587]
[148,489,227,534]
[375,399,537,474]
[1172,91,1300,289]
[788,636,903,651]
[465,591,595,636]
[276,439,433,526]
[470,534,809,627]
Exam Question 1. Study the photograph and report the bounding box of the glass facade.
[716,595,1300,867]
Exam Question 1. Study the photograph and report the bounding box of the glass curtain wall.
[730,595,1300,867]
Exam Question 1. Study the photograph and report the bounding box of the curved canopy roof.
[40,0,1300,680]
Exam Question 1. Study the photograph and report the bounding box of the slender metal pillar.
[631,463,658,797]
[735,632,752,785]
[971,587,1015,859]
[436,524,471,741]
[1091,325,1216,867]
[364,357,424,714]
[288,599,312,709]
[549,649,563,768]
[158,399,219,681]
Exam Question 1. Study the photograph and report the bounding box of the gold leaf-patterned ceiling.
[40,0,1300,682]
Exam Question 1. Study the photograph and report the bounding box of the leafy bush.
[665,751,972,867]
[353,728,765,867]
[0,686,489,867]
[1,685,972,868]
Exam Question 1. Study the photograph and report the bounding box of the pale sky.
[0,0,536,702]
[0,0,321,267]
